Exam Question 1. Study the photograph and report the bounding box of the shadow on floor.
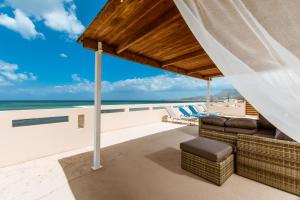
[145,147,210,184]
[175,125,199,137]
[57,126,298,200]
[59,151,94,181]
[57,126,209,200]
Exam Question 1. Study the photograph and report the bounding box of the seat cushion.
[225,127,257,135]
[225,118,257,129]
[201,124,225,132]
[201,116,227,126]
[180,137,233,162]
[258,114,275,130]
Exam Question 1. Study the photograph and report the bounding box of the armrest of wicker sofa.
[237,134,300,164]
[237,134,300,195]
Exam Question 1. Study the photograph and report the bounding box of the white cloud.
[0,60,37,86]
[71,73,81,81]
[59,53,68,58]
[0,76,11,86]
[54,74,93,93]
[103,75,233,93]
[0,73,234,100]
[53,74,234,95]
[0,9,44,39]
[5,0,85,39]
[211,77,234,89]
[103,74,204,93]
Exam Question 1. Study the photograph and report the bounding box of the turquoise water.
[0,100,204,111]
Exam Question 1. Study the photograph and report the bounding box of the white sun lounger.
[195,104,219,116]
[165,106,198,124]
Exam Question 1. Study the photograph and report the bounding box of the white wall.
[0,102,245,167]
[0,107,92,167]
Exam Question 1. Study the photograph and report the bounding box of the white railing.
[0,102,245,167]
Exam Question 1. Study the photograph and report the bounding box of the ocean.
[0,100,203,111]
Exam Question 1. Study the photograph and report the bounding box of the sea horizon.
[0,100,205,111]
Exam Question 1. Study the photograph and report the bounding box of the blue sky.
[0,0,233,100]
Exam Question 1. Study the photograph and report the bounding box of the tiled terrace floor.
[0,122,298,200]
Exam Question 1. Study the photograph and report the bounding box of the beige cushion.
[201,116,227,127]
[258,114,275,130]
[180,137,233,162]
[225,118,257,129]
[225,127,257,135]
[275,129,294,141]
[201,124,225,132]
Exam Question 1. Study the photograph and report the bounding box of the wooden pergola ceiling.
[78,0,223,80]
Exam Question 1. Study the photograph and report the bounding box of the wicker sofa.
[198,115,300,196]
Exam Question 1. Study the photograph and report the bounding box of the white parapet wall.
[0,102,245,167]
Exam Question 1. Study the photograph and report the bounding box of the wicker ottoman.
[180,137,234,186]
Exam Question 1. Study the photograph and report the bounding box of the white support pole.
[206,77,211,113]
[92,42,103,170]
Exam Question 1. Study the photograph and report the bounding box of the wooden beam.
[161,65,207,80]
[82,38,99,50]
[162,65,208,80]
[106,47,207,80]
[108,47,207,80]
[82,38,160,66]
[103,44,161,68]
[81,38,209,80]
[161,49,206,67]
[163,65,188,75]
[186,73,208,80]
[116,8,180,54]
[187,64,216,75]
[203,72,223,79]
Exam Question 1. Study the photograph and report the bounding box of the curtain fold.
[174,0,300,142]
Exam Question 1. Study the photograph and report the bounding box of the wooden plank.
[245,101,259,116]
[161,49,206,66]
[78,0,120,42]
[109,0,164,42]
[129,13,201,61]
[116,8,180,54]
[187,65,216,75]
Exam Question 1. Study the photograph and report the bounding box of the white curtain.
[174,0,300,142]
